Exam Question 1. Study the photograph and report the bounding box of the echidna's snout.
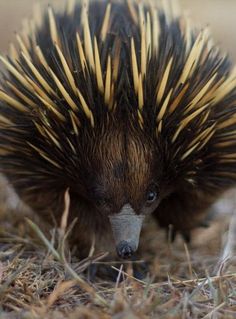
[116,240,136,259]
[109,204,145,259]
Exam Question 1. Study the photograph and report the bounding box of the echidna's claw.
[132,258,149,280]
[166,227,177,243]
[181,231,191,243]
[165,228,191,243]
[198,221,210,228]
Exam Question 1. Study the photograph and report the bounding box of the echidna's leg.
[87,255,149,281]
[153,190,219,242]
[10,186,98,258]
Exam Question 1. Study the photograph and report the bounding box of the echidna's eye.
[96,199,106,206]
[146,190,157,204]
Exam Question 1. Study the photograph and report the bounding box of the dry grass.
[0,184,235,319]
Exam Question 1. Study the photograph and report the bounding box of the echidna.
[0,0,236,259]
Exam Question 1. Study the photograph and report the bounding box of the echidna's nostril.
[116,241,134,259]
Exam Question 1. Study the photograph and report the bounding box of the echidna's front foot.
[132,258,149,280]
[165,217,211,244]
[87,257,148,282]
[166,227,191,243]
[198,221,210,228]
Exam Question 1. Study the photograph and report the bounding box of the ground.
[0,179,235,319]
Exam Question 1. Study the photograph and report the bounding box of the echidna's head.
[75,119,165,258]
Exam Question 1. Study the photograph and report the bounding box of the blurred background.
[0,0,235,61]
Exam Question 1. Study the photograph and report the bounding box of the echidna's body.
[0,0,236,258]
